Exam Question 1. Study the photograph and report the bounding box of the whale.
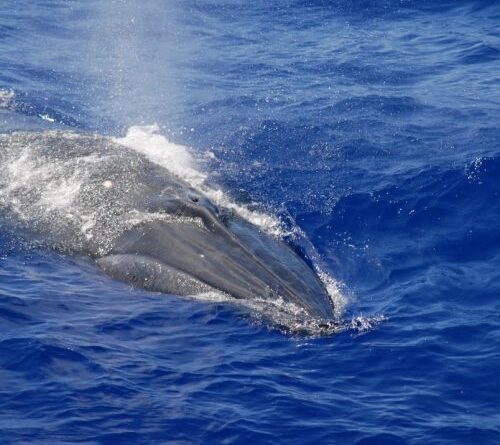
[0,129,335,321]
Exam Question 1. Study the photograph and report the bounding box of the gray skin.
[0,130,335,320]
[97,198,335,319]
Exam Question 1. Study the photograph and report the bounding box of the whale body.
[0,130,335,321]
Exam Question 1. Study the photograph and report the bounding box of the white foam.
[318,269,347,318]
[5,151,32,192]
[0,89,15,109]
[0,138,94,237]
[187,290,233,303]
[39,114,56,123]
[37,171,83,210]
[114,124,207,188]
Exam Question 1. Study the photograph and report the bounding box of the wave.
[306,154,500,290]
[292,0,498,14]
[0,88,85,128]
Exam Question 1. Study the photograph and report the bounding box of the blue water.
[1,1,500,443]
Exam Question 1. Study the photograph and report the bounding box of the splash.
[0,89,15,109]
[114,125,285,236]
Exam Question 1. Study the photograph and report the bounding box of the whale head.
[0,130,337,325]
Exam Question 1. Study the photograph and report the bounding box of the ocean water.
[1,0,500,444]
